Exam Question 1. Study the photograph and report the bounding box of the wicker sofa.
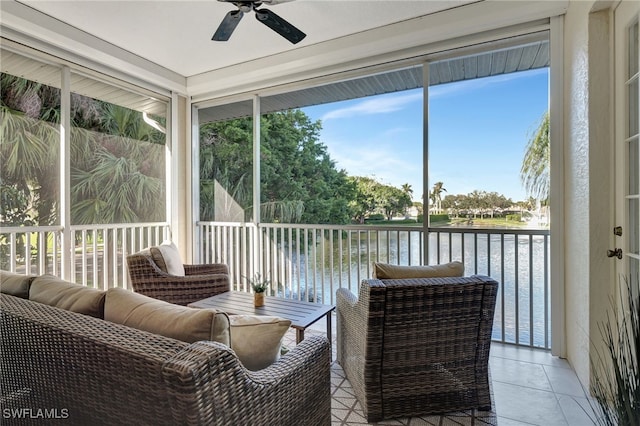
[336,274,498,422]
[0,272,331,426]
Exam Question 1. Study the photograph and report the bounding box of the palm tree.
[430,181,447,214]
[521,112,550,204]
[401,183,413,197]
[1,74,167,228]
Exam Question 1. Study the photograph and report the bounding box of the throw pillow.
[229,315,292,371]
[0,270,37,299]
[104,288,230,346]
[29,274,106,319]
[150,240,185,276]
[373,261,464,279]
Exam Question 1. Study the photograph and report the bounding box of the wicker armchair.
[127,248,229,306]
[336,275,498,422]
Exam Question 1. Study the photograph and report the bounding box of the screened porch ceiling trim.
[0,47,169,117]
[198,37,549,125]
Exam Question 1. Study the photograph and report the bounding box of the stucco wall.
[563,0,593,387]
[563,0,616,389]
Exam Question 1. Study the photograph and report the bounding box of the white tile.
[556,394,598,426]
[496,417,539,425]
[491,344,572,369]
[493,381,568,426]
[543,364,589,397]
[489,356,554,392]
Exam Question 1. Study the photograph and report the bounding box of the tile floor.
[489,344,597,426]
[287,313,598,426]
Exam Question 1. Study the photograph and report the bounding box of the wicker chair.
[336,275,498,422]
[127,248,229,306]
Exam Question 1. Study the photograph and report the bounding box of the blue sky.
[302,67,549,203]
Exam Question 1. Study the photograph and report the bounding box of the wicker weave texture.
[336,275,498,422]
[0,293,331,426]
[126,249,230,305]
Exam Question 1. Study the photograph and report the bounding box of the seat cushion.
[0,270,37,299]
[373,261,464,279]
[150,240,185,276]
[229,315,292,371]
[29,275,106,319]
[104,287,230,345]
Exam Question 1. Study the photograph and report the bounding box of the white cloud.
[321,91,422,121]
[325,138,423,199]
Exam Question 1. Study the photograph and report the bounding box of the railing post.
[60,66,72,281]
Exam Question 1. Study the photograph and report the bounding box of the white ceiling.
[18,0,475,78]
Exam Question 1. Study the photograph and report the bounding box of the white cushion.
[229,315,291,371]
[151,240,185,276]
[373,261,464,279]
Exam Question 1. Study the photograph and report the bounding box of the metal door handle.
[607,248,622,259]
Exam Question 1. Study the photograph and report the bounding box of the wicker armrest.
[165,336,331,425]
[184,263,229,276]
[336,287,357,305]
[134,272,229,306]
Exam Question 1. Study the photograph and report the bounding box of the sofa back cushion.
[0,270,37,299]
[373,261,464,279]
[29,275,106,319]
[104,288,230,345]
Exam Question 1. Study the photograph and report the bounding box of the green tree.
[521,112,550,204]
[401,183,413,198]
[430,181,447,213]
[377,184,412,221]
[348,176,379,224]
[1,73,166,226]
[199,110,354,224]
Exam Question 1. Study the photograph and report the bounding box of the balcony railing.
[197,221,551,349]
[1,221,551,349]
[1,223,170,289]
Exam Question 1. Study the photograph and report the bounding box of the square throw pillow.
[104,288,230,346]
[150,240,185,276]
[373,261,464,279]
[229,315,292,371]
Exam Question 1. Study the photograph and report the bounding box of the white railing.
[197,221,551,349]
[0,226,64,276]
[1,223,170,290]
[1,221,551,349]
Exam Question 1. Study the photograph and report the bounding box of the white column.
[550,15,566,358]
[191,104,201,263]
[60,66,72,281]
[422,62,430,265]
[253,95,261,275]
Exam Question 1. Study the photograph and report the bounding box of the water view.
[229,223,551,349]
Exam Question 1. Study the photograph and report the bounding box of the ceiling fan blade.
[255,8,306,44]
[212,10,243,41]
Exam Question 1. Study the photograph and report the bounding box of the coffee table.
[189,291,335,354]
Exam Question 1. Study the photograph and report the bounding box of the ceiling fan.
[212,0,306,44]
